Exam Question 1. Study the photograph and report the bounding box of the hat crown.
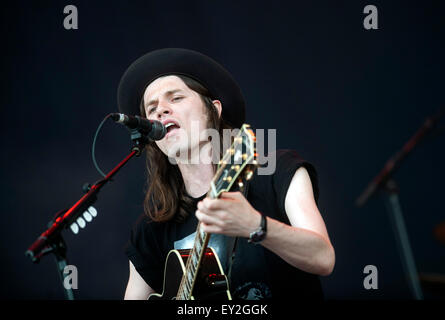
[117,48,246,128]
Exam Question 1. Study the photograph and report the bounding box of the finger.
[197,201,210,214]
[220,191,243,199]
[195,210,224,227]
[197,200,217,214]
[202,197,230,211]
[198,207,228,220]
[200,222,223,234]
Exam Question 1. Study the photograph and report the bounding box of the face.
[143,75,221,160]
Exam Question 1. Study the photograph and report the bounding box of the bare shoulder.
[284,166,330,240]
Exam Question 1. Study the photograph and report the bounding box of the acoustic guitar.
[148,124,258,300]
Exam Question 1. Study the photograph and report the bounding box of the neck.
[176,142,215,198]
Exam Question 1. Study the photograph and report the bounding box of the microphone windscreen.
[149,121,166,141]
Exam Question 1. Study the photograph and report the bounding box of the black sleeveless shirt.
[125,149,324,300]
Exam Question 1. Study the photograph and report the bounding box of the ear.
[212,100,222,118]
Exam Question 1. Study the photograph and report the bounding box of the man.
[119,48,335,300]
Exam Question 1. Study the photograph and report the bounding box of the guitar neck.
[176,216,211,300]
[175,124,257,300]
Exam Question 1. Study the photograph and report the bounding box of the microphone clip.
[129,128,150,156]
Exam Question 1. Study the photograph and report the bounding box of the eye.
[172,96,183,102]
[147,106,156,114]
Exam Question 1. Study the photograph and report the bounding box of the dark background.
[1,0,444,300]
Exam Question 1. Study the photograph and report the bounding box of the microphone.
[111,113,166,140]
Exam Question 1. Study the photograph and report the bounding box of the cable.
[92,114,113,178]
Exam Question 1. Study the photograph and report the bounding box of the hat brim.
[117,48,245,128]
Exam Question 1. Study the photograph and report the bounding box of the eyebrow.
[145,89,183,108]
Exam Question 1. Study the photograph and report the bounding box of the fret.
[199,227,206,241]
[192,251,198,267]
[188,261,196,276]
[210,181,217,198]
[195,239,201,253]
[185,282,191,296]
[177,285,183,299]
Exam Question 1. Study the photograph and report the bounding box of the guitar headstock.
[210,124,258,198]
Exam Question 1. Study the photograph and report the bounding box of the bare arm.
[196,167,335,276]
[124,260,155,300]
[260,167,335,275]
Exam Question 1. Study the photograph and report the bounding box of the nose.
[154,102,172,120]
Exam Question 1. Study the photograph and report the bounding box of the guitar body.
[148,248,232,300]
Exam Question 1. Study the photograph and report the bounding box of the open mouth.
[165,122,180,135]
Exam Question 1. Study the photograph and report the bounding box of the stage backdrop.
[1,0,444,299]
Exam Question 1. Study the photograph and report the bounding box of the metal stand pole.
[51,235,75,300]
[383,179,423,300]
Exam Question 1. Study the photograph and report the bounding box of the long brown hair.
[139,75,233,223]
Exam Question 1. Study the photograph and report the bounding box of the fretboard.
[176,189,216,300]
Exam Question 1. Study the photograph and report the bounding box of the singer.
[119,48,335,300]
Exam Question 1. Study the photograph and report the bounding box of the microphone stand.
[355,107,444,300]
[25,128,149,300]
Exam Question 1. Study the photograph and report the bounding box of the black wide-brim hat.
[117,48,246,128]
